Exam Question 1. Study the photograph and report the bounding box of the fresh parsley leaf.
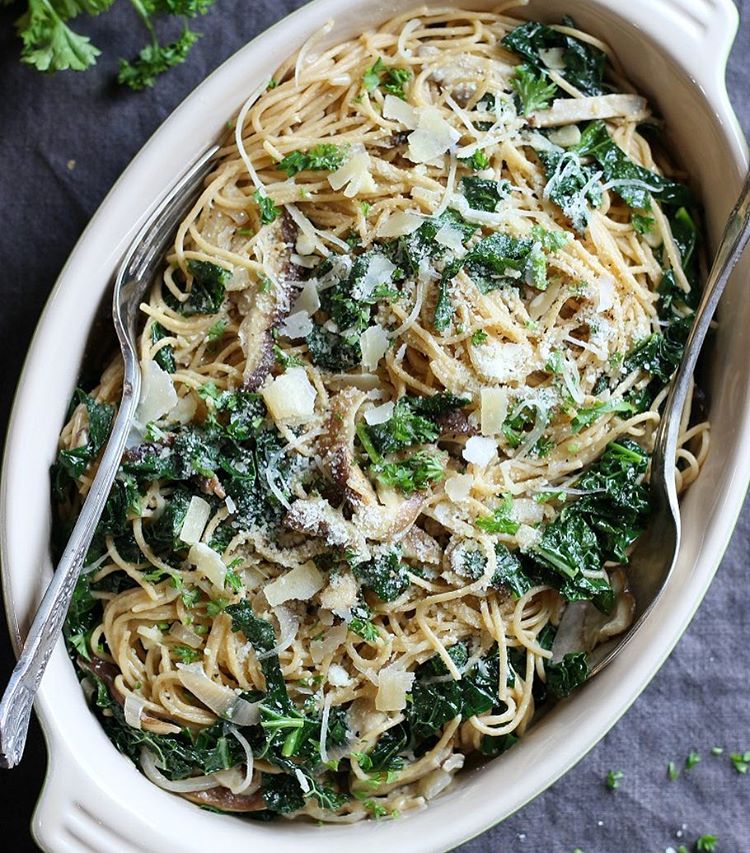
[605,769,623,790]
[118,27,199,91]
[373,450,444,495]
[696,835,718,852]
[277,144,349,177]
[475,495,519,535]
[17,0,102,73]
[253,189,280,224]
[730,751,750,773]
[362,56,412,99]
[470,328,488,345]
[510,63,558,114]
[459,150,490,171]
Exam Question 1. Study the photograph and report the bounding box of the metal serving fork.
[554,168,750,675]
[0,145,219,769]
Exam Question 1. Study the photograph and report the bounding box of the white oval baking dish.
[1,1,747,851]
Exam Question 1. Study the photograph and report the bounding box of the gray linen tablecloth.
[0,1,748,850]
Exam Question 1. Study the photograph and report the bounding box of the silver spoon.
[553,168,750,675]
[0,145,219,768]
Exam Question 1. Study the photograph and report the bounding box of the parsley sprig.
[14,0,218,90]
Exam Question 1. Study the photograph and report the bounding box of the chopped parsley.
[510,63,558,114]
[605,769,623,790]
[730,751,750,774]
[277,144,349,177]
[362,56,412,99]
[253,189,280,224]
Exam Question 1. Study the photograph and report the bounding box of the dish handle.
[628,0,739,83]
[32,736,146,853]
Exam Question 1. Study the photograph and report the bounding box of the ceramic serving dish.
[1,0,747,850]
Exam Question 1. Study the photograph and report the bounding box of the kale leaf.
[537,146,603,233]
[353,548,410,602]
[460,176,511,212]
[53,390,115,494]
[150,322,176,373]
[575,121,692,209]
[502,19,607,96]
[546,651,589,698]
[167,260,231,316]
[359,392,469,457]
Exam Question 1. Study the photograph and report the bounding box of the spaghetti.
[54,3,709,823]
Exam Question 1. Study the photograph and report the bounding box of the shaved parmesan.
[407,106,461,164]
[264,563,325,607]
[364,400,394,425]
[262,367,317,422]
[137,361,178,424]
[376,667,415,711]
[480,387,509,436]
[596,275,615,312]
[168,392,197,425]
[463,435,497,467]
[434,223,467,257]
[376,210,423,239]
[360,325,389,370]
[293,279,320,316]
[310,621,349,663]
[472,340,533,384]
[539,47,566,69]
[280,310,314,340]
[352,254,396,301]
[382,94,418,129]
[319,573,359,621]
[178,496,211,545]
[445,473,473,503]
[327,144,377,198]
[327,663,352,687]
[189,542,227,589]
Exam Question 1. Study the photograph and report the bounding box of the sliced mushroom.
[320,387,379,508]
[353,487,424,543]
[400,526,442,565]
[530,94,648,128]
[180,787,266,813]
[238,211,299,390]
[284,496,369,558]
[434,408,477,437]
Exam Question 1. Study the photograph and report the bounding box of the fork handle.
[653,168,750,497]
[0,144,220,769]
[0,376,140,768]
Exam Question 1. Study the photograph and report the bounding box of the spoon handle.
[653,169,750,499]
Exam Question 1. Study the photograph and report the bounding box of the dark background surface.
[0,2,748,851]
